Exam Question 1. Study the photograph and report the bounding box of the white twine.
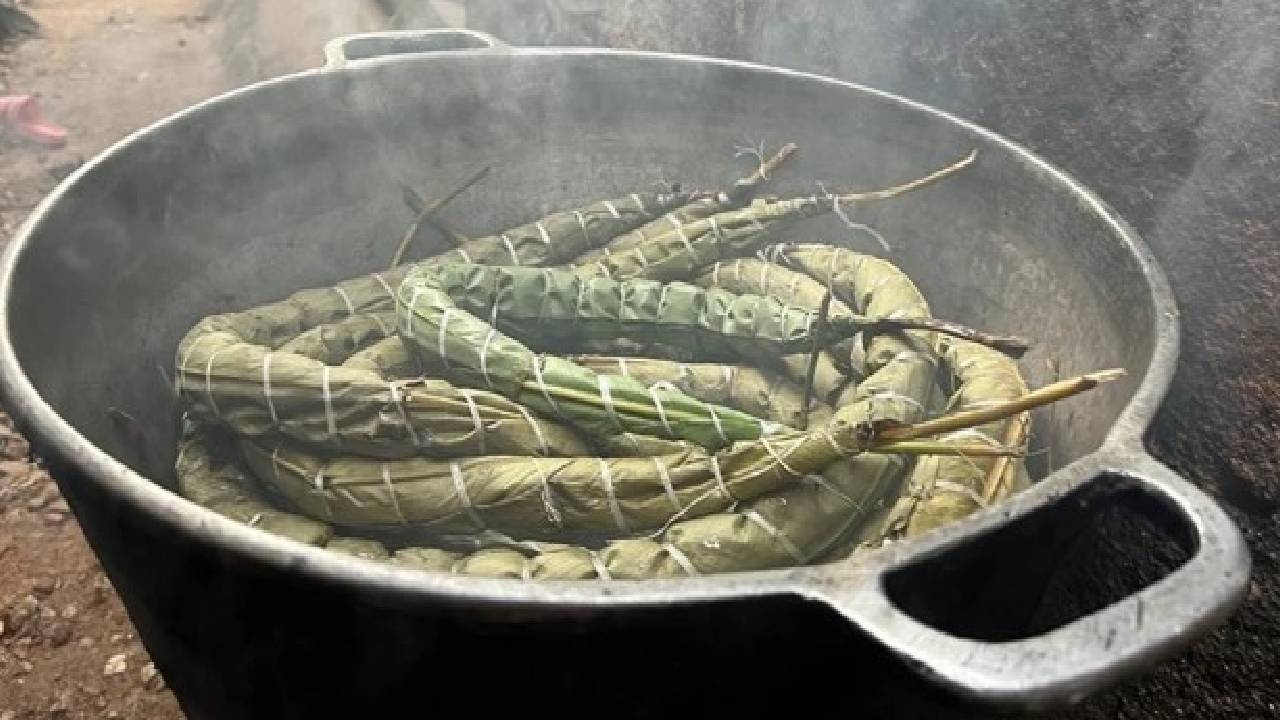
[532,355,569,420]
[490,286,508,326]
[573,210,591,245]
[598,375,623,430]
[663,542,700,576]
[455,247,473,264]
[656,284,671,316]
[478,329,498,388]
[177,333,213,398]
[599,459,630,534]
[615,357,630,377]
[652,455,681,511]
[309,463,334,520]
[743,510,805,562]
[270,444,284,486]
[709,455,734,501]
[515,404,550,456]
[870,390,927,416]
[332,285,356,316]
[501,234,521,265]
[602,200,621,219]
[588,550,613,580]
[203,347,225,417]
[821,425,850,456]
[630,193,647,213]
[890,349,939,367]
[707,405,729,444]
[575,276,590,317]
[534,460,562,526]
[449,461,486,529]
[436,308,454,370]
[648,385,676,437]
[535,222,553,248]
[459,389,485,455]
[631,246,649,268]
[381,462,408,525]
[675,225,696,256]
[321,366,338,440]
[761,435,802,476]
[369,314,391,339]
[372,273,396,301]
[400,286,424,337]
[708,216,724,243]
[388,382,424,449]
[933,480,989,508]
[261,352,280,427]
[804,474,863,510]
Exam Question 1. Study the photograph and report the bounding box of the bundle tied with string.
[174,147,1108,579]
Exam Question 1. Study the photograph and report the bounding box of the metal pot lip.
[0,46,1177,604]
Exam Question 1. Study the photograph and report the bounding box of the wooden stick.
[831,149,977,204]
[801,290,834,430]
[982,411,1030,502]
[864,315,1030,359]
[390,165,490,269]
[873,368,1124,445]
[401,185,471,244]
[870,440,1023,458]
[730,142,798,199]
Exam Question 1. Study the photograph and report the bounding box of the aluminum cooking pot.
[0,30,1248,718]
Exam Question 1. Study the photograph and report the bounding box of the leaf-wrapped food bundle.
[170,154,1076,580]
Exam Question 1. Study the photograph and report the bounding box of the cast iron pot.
[0,30,1249,718]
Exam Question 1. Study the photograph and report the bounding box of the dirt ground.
[0,1,231,717]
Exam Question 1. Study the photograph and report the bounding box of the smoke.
[202,0,1280,495]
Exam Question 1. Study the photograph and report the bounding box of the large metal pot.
[0,30,1248,718]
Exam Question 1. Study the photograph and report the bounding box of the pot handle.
[815,452,1249,709]
[323,29,508,70]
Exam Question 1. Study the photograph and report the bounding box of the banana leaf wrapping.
[278,312,397,365]
[581,153,975,284]
[579,197,812,282]
[176,422,333,546]
[174,160,1032,579]
[883,339,1031,540]
[175,187,691,458]
[395,263,841,449]
[571,143,795,271]
[572,194,735,272]
[428,191,689,267]
[569,356,831,429]
[173,241,945,576]
[694,257,865,400]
